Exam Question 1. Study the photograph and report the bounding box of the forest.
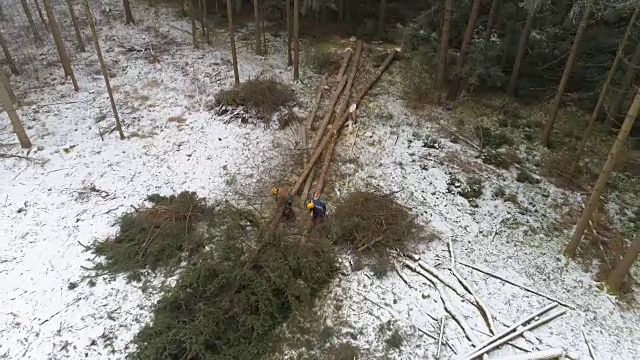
[0,0,639,359]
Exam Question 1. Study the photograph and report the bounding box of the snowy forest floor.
[1,0,639,359]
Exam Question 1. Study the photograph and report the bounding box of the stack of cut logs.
[292,40,397,201]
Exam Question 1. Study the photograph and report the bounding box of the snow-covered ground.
[1,1,639,359]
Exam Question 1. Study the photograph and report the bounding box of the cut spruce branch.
[448,239,496,335]
[405,261,480,346]
[462,303,558,360]
[458,261,575,310]
[488,348,567,360]
[463,308,567,360]
[291,49,397,195]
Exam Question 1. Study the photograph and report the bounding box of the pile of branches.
[131,205,338,360]
[91,191,214,281]
[214,78,295,125]
[328,191,420,259]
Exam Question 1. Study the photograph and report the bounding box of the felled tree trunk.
[565,88,640,257]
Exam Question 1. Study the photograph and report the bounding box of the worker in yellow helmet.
[272,186,295,221]
[306,198,327,225]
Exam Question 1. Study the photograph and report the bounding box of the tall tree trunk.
[189,0,198,48]
[507,5,536,97]
[82,0,125,140]
[253,0,262,55]
[293,0,300,80]
[377,0,386,38]
[42,0,79,91]
[574,5,639,165]
[435,0,453,99]
[33,0,49,31]
[564,88,640,257]
[179,0,186,17]
[447,0,482,100]
[606,42,640,126]
[0,72,31,148]
[0,29,19,75]
[606,231,640,294]
[286,0,292,66]
[500,6,519,71]
[65,0,85,52]
[0,4,4,21]
[20,0,41,42]
[540,2,592,147]
[123,0,135,24]
[261,1,267,54]
[226,0,239,86]
[483,0,499,44]
[201,0,209,45]
[338,0,344,23]
[0,70,16,104]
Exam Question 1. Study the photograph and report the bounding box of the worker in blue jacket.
[306,198,327,225]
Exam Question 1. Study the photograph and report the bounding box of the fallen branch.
[582,328,596,360]
[417,261,475,303]
[437,317,446,358]
[488,348,567,360]
[0,153,47,164]
[458,261,575,310]
[448,239,496,335]
[396,268,414,289]
[405,261,479,346]
[464,309,567,360]
[461,303,558,360]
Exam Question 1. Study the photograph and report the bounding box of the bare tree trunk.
[42,0,79,91]
[507,6,536,97]
[293,0,300,80]
[179,0,186,17]
[201,0,209,45]
[606,231,640,294]
[606,42,640,126]
[20,0,41,42]
[226,0,239,86]
[377,0,386,38]
[33,0,49,31]
[338,0,344,23]
[1,70,17,103]
[189,0,198,48]
[123,0,135,24]
[540,1,592,147]
[0,4,4,21]
[65,0,85,52]
[82,0,125,140]
[501,6,519,71]
[447,0,481,100]
[435,0,453,99]
[564,88,640,257]
[0,28,19,75]
[574,5,639,165]
[261,2,267,54]
[0,72,31,148]
[253,0,262,55]
[286,0,292,66]
[483,0,499,44]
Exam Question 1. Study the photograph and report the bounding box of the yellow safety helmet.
[271,186,278,196]
[306,202,315,211]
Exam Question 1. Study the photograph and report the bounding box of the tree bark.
[574,4,639,165]
[606,231,640,294]
[20,0,41,42]
[540,1,592,147]
[179,0,186,17]
[226,0,239,86]
[435,0,453,99]
[66,0,85,52]
[500,6,519,71]
[83,0,125,140]
[33,0,49,31]
[293,0,300,80]
[606,42,640,126]
[253,0,262,55]
[42,0,79,91]
[123,0,134,24]
[189,0,198,48]
[447,0,482,100]
[377,0,386,38]
[338,0,344,23]
[1,70,17,104]
[483,0,499,44]
[0,72,31,148]
[507,5,536,97]
[201,0,209,45]
[0,29,19,75]
[564,88,640,257]
[286,0,292,66]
